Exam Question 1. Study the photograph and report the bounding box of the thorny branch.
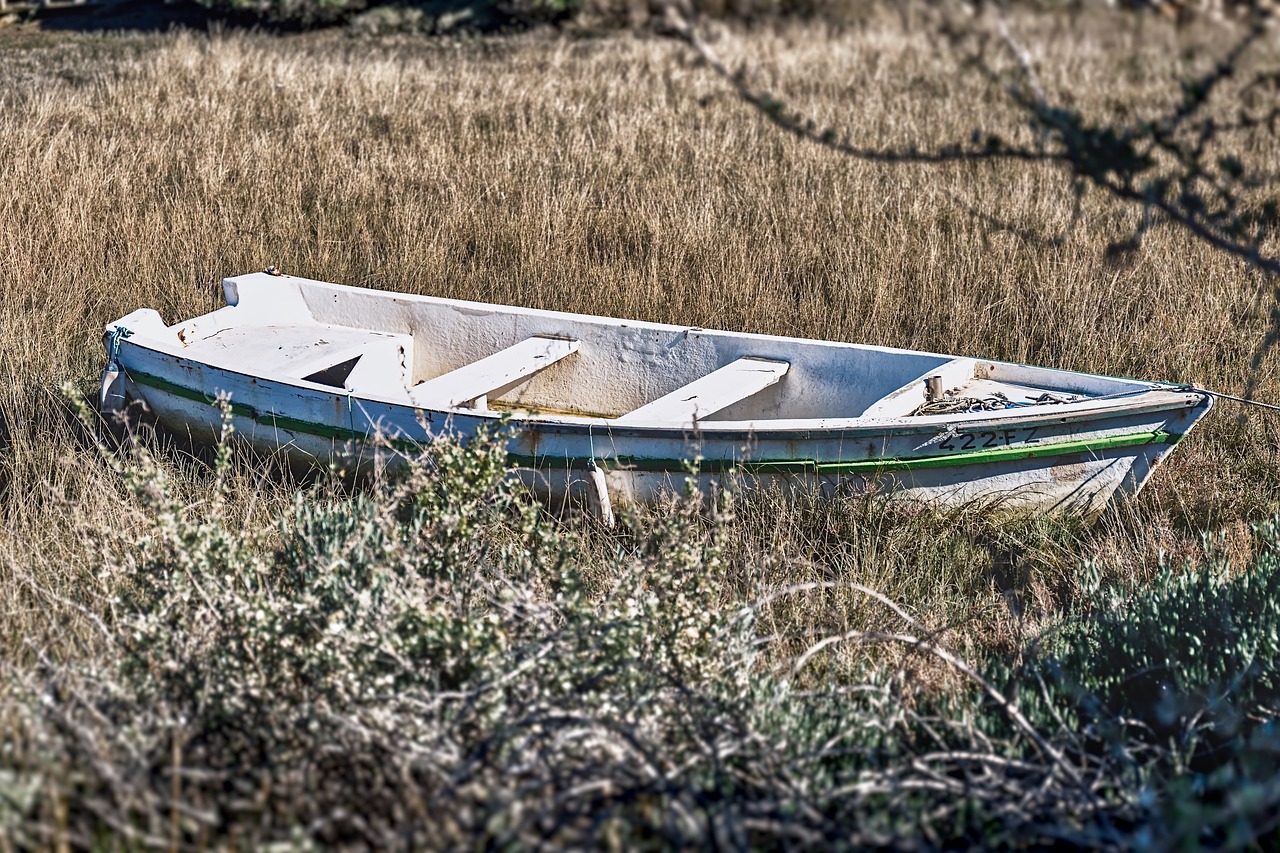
[662,2,1280,276]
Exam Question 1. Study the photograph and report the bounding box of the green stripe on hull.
[126,368,1176,475]
[760,430,1172,475]
[526,429,1173,475]
[128,368,392,444]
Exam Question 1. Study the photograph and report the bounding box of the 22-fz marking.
[938,426,1039,452]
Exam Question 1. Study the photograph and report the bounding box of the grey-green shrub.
[1007,522,1280,754]
[4,426,1280,849]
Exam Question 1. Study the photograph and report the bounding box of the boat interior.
[115,273,1155,426]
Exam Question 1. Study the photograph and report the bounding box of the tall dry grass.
[4,9,1280,846]
[0,9,1278,664]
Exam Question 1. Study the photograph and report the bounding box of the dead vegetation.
[1,6,1280,846]
[2,0,1278,691]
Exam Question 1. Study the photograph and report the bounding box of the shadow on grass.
[19,0,571,35]
[18,0,250,34]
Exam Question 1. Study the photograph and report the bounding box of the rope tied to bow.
[1160,383,1280,414]
[104,326,133,368]
[99,326,134,416]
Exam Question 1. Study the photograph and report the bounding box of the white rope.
[909,390,1078,417]
[1167,384,1280,414]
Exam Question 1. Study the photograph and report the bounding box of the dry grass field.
[2,5,1280,846]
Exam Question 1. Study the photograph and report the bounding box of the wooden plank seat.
[188,324,393,376]
[614,356,790,425]
[291,335,413,398]
[409,336,580,410]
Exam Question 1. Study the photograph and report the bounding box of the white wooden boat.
[100,271,1213,517]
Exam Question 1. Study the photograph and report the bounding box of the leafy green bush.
[1041,530,1280,745]
[999,524,1280,848]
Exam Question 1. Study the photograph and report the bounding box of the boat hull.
[113,344,1212,517]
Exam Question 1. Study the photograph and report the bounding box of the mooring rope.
[345,387,359,439]
[1160,384,1280,414]
[103,326,133,368]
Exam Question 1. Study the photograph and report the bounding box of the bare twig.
[790,628,1092,794]
[661,3,1280,277]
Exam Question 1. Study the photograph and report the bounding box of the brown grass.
[1,8,1279,668]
